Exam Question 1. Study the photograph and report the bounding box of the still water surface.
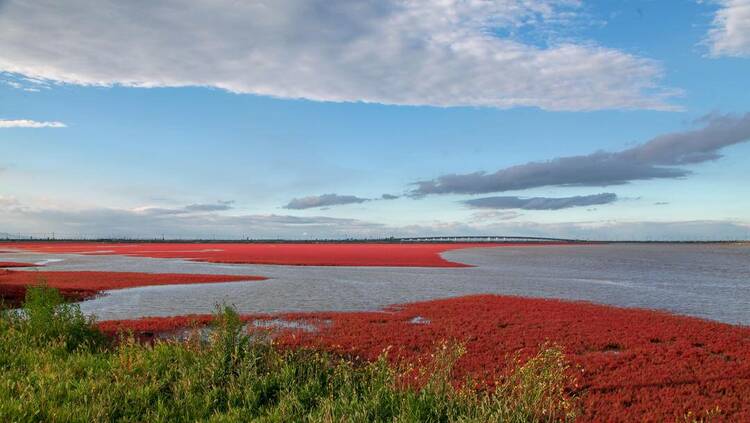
[3,244,748,325]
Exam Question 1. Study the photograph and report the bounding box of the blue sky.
[1,0,749,240]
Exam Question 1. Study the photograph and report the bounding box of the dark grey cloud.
[464,193,617,210]
[411,113,750,196]
[284,194,369,210]
[283,193,401,209]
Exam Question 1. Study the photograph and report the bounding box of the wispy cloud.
[468,210,522,223]
[706,0,750,57]
[464,193,618,210]
[0,119,66,128]
[1,72,51,91]
[0,0,676,110]
[284,194,369,210]
[0,200,384,239]
[134,201,235,215]
[0,196,21,209]
[411,113,750,196]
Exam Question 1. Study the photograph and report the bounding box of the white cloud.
[0,0,676,110]
[706,0,750,57]
[0,196,21,209]
[0,119,66,128]
[3,80,22,89]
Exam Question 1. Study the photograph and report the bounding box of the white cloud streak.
[706,0,750,57]
[0,119,66,128]
[0,0,676,110]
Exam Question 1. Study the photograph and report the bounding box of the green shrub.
[5,284,106,352]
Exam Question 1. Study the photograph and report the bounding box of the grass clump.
[0,286,576,422]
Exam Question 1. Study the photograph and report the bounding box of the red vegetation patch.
[99,314,216,336]
[105,295,750,422]
[0,241,570,267]
[0,262,38,268]
[0,269,264,308]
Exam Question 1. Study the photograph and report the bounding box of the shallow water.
[2,244,749,325]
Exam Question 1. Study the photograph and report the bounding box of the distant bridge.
[390,236,580,243]
[0,233,582,243]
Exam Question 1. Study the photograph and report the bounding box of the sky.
[1,0,749,240]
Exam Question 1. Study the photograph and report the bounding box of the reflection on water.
[2,244,749,325]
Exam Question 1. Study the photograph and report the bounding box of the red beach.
[0,241,569,267]
[0,269,264,307]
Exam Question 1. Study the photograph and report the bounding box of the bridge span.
[390,235,579,243]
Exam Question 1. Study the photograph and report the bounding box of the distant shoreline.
[0,238,747,244]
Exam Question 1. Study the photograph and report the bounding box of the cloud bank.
[707,0,750,57]
[284,194,369,210]
[411,113,750,196]
[0,0,675,110]
[465,193,617,210]
[0,119,66,128]
[1,197,747,241]
[0,199,382,239]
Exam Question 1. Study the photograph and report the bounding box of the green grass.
[1,286,577,422]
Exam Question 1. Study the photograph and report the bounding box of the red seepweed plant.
[0,241,571,267]
[101,295,750,422]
